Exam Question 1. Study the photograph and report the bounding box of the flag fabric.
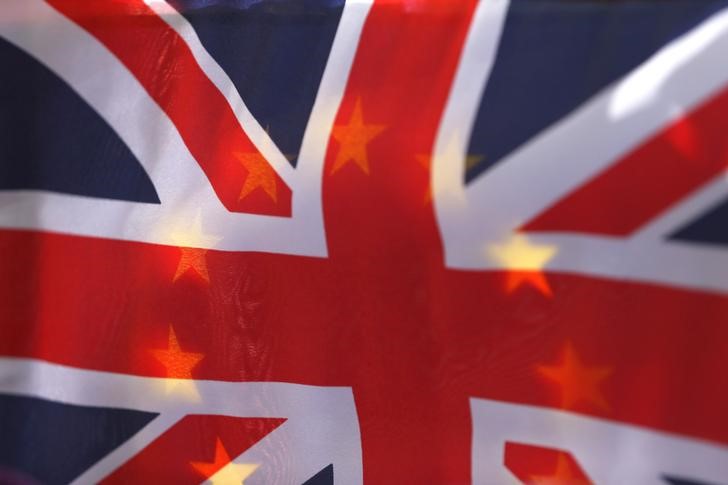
[1,0,728,483]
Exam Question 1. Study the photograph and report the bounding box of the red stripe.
[48,0,292,216]
[2,229,728,479]
[102,415,284,483]
[505,443,593,484]
[523,84,728,235]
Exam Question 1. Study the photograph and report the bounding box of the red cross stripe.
[48,0,292,217]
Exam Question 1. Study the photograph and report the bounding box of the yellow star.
[152,325,204,397]
[426,132,471,205]
[191,438,259,485]
[330,98,385,175]
[236,152,278,202]
[465,153,485,171]
[236,125,296,202]
[487,234,557,296]
[284,152,297,163]
[415,153,483,171]
[170,212,222,284]
[415,153,484,204]
[174,248,210,283]
[207,462,258,485]
[537,342,613,411]
[414,153,431,170]
[414,154,434,204]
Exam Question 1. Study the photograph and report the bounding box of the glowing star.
[487,234,557,296]
[528,454,593,485]
[414,154,434,204]
[236,125,293,202]
[414,153,431,171]
[152,326,204,397]
[416,152,483,172]
[465,153,484,171]
[191,438,259,485]
[429,132,472,206]
[330,97,385,175]
[416,153,484,204]
[536,342,613,411]
[236,152,278,202]
[170,212,222,284]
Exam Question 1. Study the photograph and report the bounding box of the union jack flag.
[0,0,727,483]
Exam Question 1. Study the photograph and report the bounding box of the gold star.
[536,342,613,411]
[170,212,221,284]
[283,152,298,163]
[330,98,385,175]
[152,326,204,397]
[415,153,483,171]
[465,154,484,171]
[487,234,557,296]
[236,152,278,202]
[415,153,484,204]
[174,248,210,283]
[414,153,431,171]
[191,438,259,485]
[414,154,434,204]
[235,126,295,202]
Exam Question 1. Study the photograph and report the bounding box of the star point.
[536,342,613,411]
[487,234,557,296]
[330,97,385,175]
[414,153,434,204]
[170,212,221,284]
[192,438,258,485]
[174,248,211,283]
[465,153,485,171]
[414,153,431,170]
[236,152,278,202]
[152,326,204,397]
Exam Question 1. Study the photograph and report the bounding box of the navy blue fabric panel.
[170,0,345,167]
[302,464,333,485]
[0,394,156,485]
[0,39,160,203]
[670,197,728,246]
[466,0,728,183]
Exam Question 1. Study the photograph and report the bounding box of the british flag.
[1,0,728,483]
